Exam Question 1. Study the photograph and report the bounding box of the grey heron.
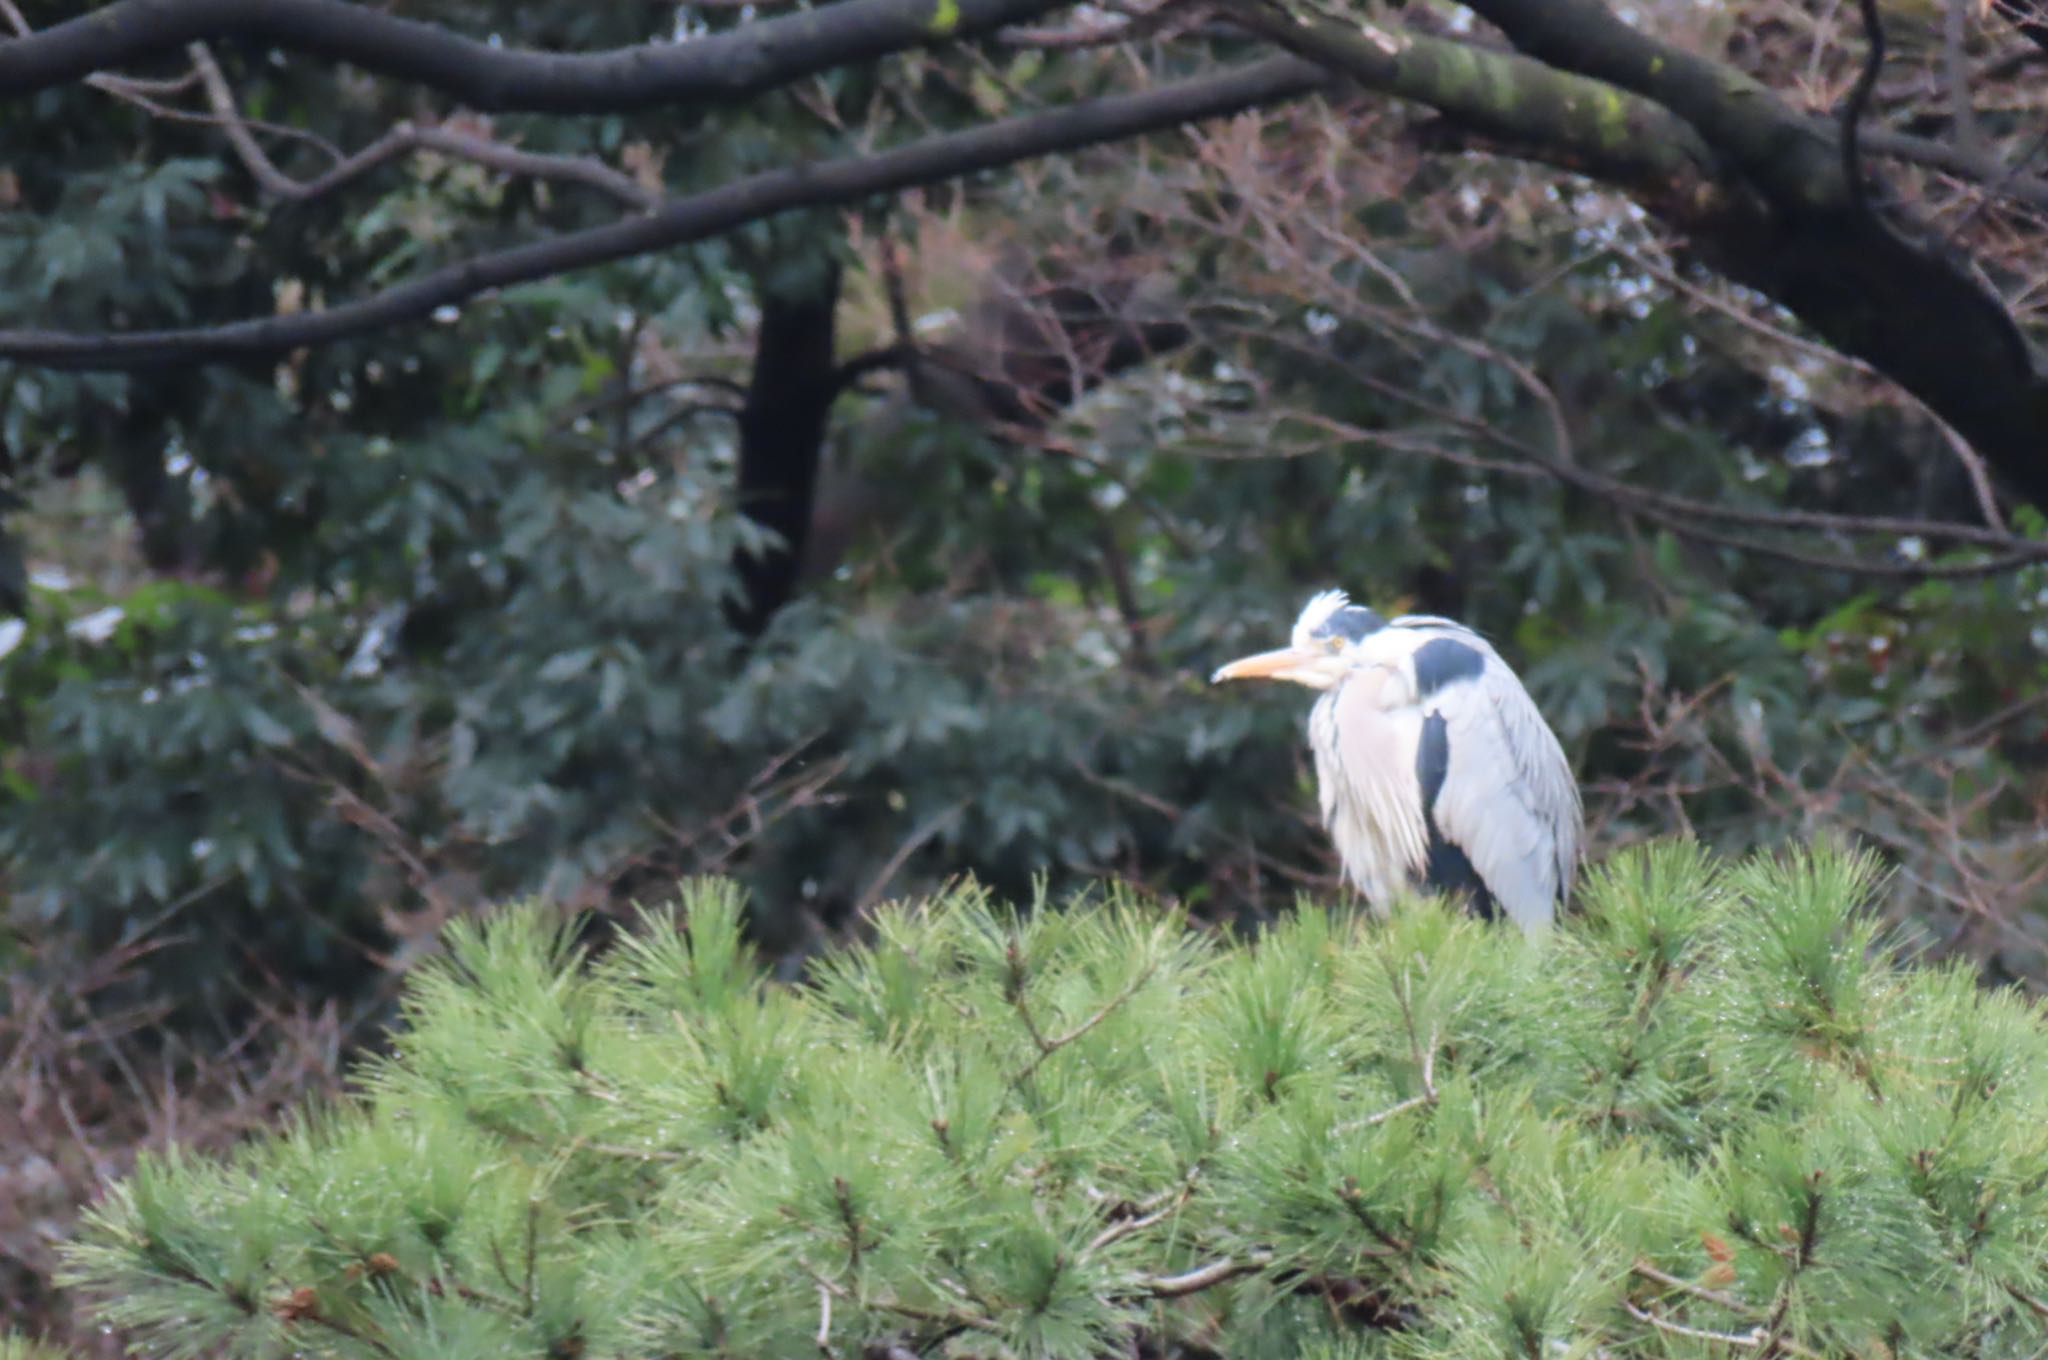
[1212,590,1581,932]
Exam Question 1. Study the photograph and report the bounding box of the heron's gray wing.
[1424,651,1581,932]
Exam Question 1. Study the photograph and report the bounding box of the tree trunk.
[729,257,842,635]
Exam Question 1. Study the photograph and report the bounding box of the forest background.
[1,0,2046,1345]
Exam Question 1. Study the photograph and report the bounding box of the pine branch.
[1008,950,1164,1083]
[56,855,2048,1357]
[1631,1261,1752,1316]
[1140,1254,1269,1297]
[1624,1301,1770,1350]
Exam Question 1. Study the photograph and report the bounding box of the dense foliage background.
[2,0,2046,1347]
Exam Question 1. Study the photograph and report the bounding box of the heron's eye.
[1323,636,1345,653]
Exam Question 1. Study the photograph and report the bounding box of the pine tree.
[43,844,2048,1358]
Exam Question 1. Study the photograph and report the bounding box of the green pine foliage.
[58,844,2048,1358]
[0,1336,73,1360]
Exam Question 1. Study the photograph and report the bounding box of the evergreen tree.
[41,842,2048,1358]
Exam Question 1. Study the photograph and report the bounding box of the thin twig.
[984,417,1198,556]
[1945,0,1986,161]
[1624,1300,1769,1349]
[1635,511,2036,579]
[1084,1166,1205,1254]
[1236,322,2048,575]
[830,342,918,394]
[1852,124,2048,216]
[2007,1283,2048,1321]
[1334,1028,1439,1134]
[1141,1254,1268,1297]
[806,1267,1001,1332]
[1069,757,1184,822]
[0,2,338,153]
[853,799,967,916]
[1010,954,1165,1083]
[814,1283,833,1355]
[1334,1092,1432,1134]
[1086,1200,1181,1254]
[1935,417,2010,533]
[188,41,657,210]
[1632,1261,1755,1315]
[1000,0,1210,48]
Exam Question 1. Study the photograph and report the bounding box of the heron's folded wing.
[1426,655,1582,931]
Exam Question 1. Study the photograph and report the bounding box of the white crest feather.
[1290,589,1352,649]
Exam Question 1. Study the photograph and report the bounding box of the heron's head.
[1210,589,1387,691]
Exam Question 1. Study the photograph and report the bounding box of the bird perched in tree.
[1212,590,1581,932]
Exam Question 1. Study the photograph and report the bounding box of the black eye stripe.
[1312,606,1386,643]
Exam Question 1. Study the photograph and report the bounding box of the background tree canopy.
[1,0,2047,1345]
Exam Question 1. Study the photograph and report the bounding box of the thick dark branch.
[0,57,1331,368]
[0,0,1068,113]
[1295,0,2048,509]
[1465,0,2044,225]
[1455,0,1847,206]
[1843,0,1886,218]
[1990,0,2048,56]
[1225,4,1718,203]
[830,342,917,394]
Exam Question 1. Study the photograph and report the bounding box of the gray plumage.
[1213,590,1582,932]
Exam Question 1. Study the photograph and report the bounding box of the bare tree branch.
[1849,124,2048,214]
[1990,0,2048,55]
[1010,952,1164,1083]
[1001,0,1212,50]
[830,342,920,394]
[0,5,343,160]
[8,0,2047,514]
[1241,322,2048,578]
[188,42,657,209]
[1943,0,1984,162]
[0,58,1332,368]
[0,0,200,96]
[1258,0,2048,509]
[0,0,1073,113]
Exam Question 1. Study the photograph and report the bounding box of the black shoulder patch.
[1416,711,1451,811]
[1315,605,1386,643]
[1414,710,1498,921]
[1411,636,1485,700]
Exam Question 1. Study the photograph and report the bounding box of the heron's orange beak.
[1210,646,1320,685]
